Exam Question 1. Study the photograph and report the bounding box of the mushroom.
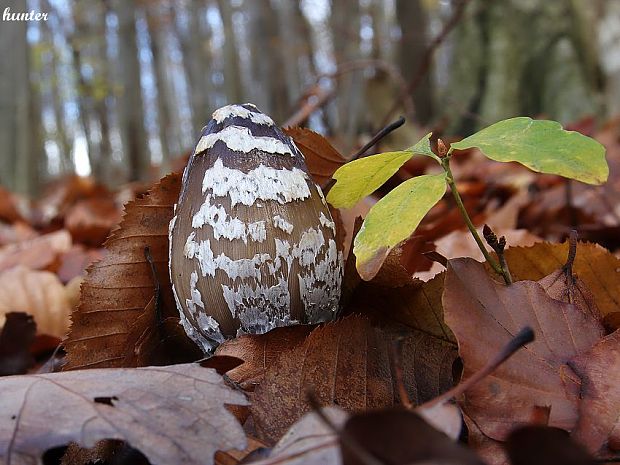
[169,103,344,352]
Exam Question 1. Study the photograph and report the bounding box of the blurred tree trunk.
[330,0,362,146]
[396,0,433,125]
[174,1,214,135]
[442,0,601,134]
[216,0,243,104]
[92,0,113,184]
[41,8,73,174]
[146,4,173,173]
[274,0,316,112]
[0,0,42,195]
[70,3,96,172]
[249,0,288,121]
[115,0,149,182]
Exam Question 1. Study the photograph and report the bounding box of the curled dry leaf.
[251,315,457,443]
[0,266,72,338]
[65,197,122,247]
[0,363,248,465]
[341,408,484,465]
[443,258,604,440]
[284,127,347,189]
[569,330,620,457]
[502,241,620,318]
[63,173,187,370]
[0,229,72,274]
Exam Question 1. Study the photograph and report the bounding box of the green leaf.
[450,117,608,185]
[407,132,440,162]
[327,151,414,209]
[353,173,447,280]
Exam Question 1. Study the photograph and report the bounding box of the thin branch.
[381,0,473,125]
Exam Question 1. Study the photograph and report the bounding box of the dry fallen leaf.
[341,408,484,465]
[0,363,247,465]
[249,407,348,465]
[349,271,456,345]
[251,315,457,443]
[443,258,604,440]
[284,127,347,189]
[569,330,620,457]
[0,266,72,338]
[0,229,72,274]
[215,325,313,391]
[64,173,185,370]
[502,241,620,318]
[65,197,122,247]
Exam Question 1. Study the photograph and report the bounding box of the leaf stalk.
[440,157,511,284]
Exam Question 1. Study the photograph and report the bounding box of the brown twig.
[421,326,534,409]
[284,59,413,128]
[563,229,578,275]
[381,0,473,125]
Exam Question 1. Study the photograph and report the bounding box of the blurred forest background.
[1,0,619,196]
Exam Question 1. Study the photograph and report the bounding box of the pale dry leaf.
[0,230,72,274]
[443,258,604,440]
[249,407,348,465]
[0,266,72,338]
[0,363,248,465]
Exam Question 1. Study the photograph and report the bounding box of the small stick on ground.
[421,326,534,409]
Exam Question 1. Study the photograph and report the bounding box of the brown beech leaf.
[214,325,313,391]
[251,315,457,443]
[65,197,122,247]
[443,258,604,441]
[0,312,36,376]
[64,173,185,370]
[502,241,620,318]
[349,271,456,345]
[0,229,72,273]
[569,330,620,457]
[0,363,247,465]
[249,407,348,465]
[284,127,346,188]
[538,267,601,321]
[0,266,72,338]
[122,297,202,367]
[341,408,485,465]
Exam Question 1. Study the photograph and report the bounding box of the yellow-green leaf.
[327,151,413,209]
[406,132,440,162]
[450,117,608,185]
[354,173,447,280]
